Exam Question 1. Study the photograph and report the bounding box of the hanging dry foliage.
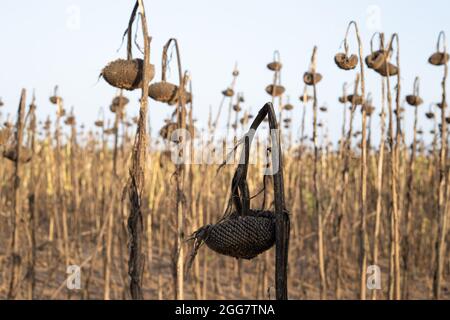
[150,40,190,106]
[102,59,154,91]
[303,72,322,86]
[429,52,449,66]
[233,104,242,112]
[188,103,289,264]
[267,61,282,72]
[94,120,104,127]
[222,88,235,97]
[167,90,192,106]
[374,62,399,77]
[49,87,62,105]
[50,96,62,105]
[406,95,423,107]
[192,210,275,260]
[148,82,178,103]
[426,112,435,119]
[265,84,285,97]
[406,77,423,107]
[366,47,398,77]
[101,4,155,93]
[267,51,282,72]
[347,94,363,105]
[365,50,386,70]
[334,53,358,70]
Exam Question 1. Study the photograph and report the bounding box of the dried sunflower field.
[0,0,449,301]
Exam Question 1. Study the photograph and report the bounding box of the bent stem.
[344,20,368,300]
[233,102,290,300]
[309,46,327,300]
[385,33,402,300]
[162,37,187,300]
[403,76,420,299]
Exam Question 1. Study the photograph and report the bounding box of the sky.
[1,0,449,146]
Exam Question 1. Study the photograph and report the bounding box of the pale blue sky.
[1,0,449,145]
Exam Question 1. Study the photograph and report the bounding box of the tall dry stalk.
[127,0,151,300]
[7,89,26,299]
[309,46,326,299]
[384,33,402,300]
[341,21,368,299]
[159,37,188,300]
[403,76,420,299]
[52,87,70,268]
[371,72,386,300]
[433,31,449,300]
[26,94,37,300]
[335,82,348,299]
[269,102,290,300]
